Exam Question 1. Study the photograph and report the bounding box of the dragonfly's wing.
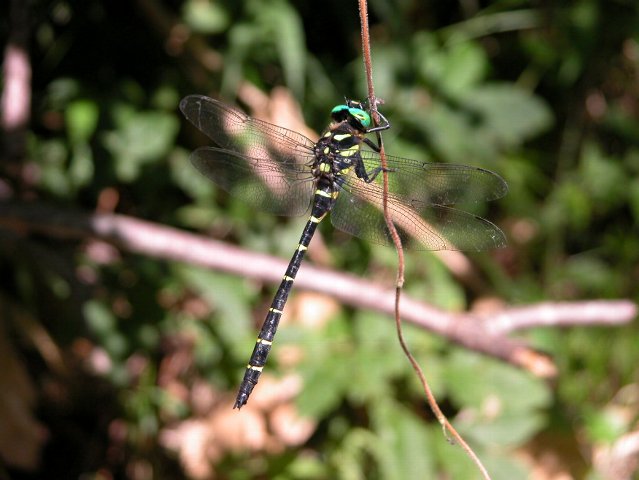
[359,151,508,206]
[181,95,318,216]
[190,147,315,216]
[332,173,506,251]
[180,95,317,164]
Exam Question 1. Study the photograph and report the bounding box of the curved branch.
[1,202,636,377]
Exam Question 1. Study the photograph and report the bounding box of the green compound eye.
[330,105,371,129]
[331,104,349,115]
[349,108,371,128]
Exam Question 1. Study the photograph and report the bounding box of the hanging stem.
[356,2,492,479]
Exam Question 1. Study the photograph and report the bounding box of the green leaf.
[83,300,128,359]
[175,264,254,348]
[437,41,489,95]
[405,253,466,310]
[549,180,593,231]
[371,401,436,480]
[445,350,551,413]
[579,143,626,208]
[35,139,72,196]
[103,109,179,182]
[46,77,81,109]
[69,142,94,188]
[415,33,488,95]
[435,424,532,479]
[269,0,306,98]
[182,0,229,34]
[332,428,385,480]
[84,299,116,337]
[169,148,217,201]
[248,0,306,98]
[421,103,484,162]
[443,350,550,448]
[434,435,481,479]
[66,99,99,144]
[561,255,618,294]
[295,317,355,417]
[296,353,352,417]
[461,83,554,148]
[584,408,628,444]
[465,412,546,446]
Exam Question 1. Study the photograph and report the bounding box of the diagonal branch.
[1,202,636,377]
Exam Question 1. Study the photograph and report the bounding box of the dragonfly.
[180,95,508,409]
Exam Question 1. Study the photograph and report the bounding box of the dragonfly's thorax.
[313,121,365,181]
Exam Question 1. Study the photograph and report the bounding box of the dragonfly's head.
[331,104,371,131]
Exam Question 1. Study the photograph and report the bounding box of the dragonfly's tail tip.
[233,396,248,410]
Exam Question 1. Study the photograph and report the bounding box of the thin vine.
[356,2,492,478]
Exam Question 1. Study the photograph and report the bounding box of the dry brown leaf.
[0,320,47,470]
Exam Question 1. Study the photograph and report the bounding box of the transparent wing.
[180,95,508,250]
[331,169,506,251]
[181,95,318,216]
[360,150,508,206]
[190,147,315,216]
[180,95,317,163]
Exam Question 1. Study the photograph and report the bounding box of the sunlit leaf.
[371,401,436,479]
[182,0,229,33]
[103,109,179,181]
[66,100,99,145]
[445,350,551,413]
[461,83,554,147]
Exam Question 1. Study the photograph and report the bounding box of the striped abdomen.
[233,181,338,409]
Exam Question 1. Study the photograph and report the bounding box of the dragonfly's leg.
[363,137,381,152]
[369,166,396,182]
[365,166,396,183]
[365,111,391,134]
[360,112,393,183]
[354,156,394,184]
[363,130,392,153]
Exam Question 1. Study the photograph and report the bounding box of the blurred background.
[1,0,639,479]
